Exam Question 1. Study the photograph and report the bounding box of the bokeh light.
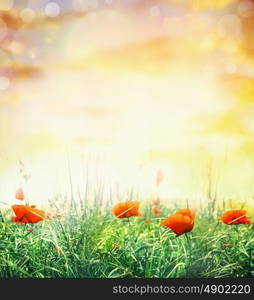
[45,2,60,18]
[20,8,36,23]
[0,0,13,11]
[0,76,10,90]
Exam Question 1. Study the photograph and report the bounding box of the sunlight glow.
[1,0,254,209]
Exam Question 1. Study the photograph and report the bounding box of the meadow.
[1,1,254,280]
[0,194,253,278]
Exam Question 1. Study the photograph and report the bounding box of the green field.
[0,200,253,278]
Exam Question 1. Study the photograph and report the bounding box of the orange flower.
[112,244,120,249]
[145,218,150,225]
[11,205,46,224]
[176,208,196,220]
[156,169,164,187]
[27,227,33,232]
[222,243,233,248]
[221,210,250,225]
[15,188,25,201]
[161,208,195,235]
[152,198,160,206]
[112,201,142,218]
[151,205,161,217]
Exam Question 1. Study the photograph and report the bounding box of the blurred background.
[1,0,254,209]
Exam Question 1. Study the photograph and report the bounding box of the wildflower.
[156,169,164,187]
[27,227,33,232]
[145,218,150,225]
[112,244,120,249]
[161,208,195,235]
[175,208,196,219]
[11,204,46,224]
[221,210,250,225]
[151,205,161,217]
[222,243,233,248]
[15,188,25,201]
[112,201,142,218]
[152,198,160,206]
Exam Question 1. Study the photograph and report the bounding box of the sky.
[1,0,254,209]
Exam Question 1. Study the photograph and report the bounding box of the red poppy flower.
[15,188,25,201]
[176,208,196,220]
[151,205,161,217]
[221,210,250,225]
[161,208,195,235]
[11,205,46,224]
[112,201,142,218]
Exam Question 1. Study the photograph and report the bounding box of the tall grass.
[0,198,253,278]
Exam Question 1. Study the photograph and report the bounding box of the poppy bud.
[152,198,160,206]
[151,206,162,217]
[156,169,164,187]
[15,188,25,201]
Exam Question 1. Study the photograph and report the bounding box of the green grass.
[0,203,253,278]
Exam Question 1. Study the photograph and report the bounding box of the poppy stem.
[184,232,192,275]
[186,233,192,254]
[0,210,4,222]
[127,217,132,234]
[234,226,239,233]
[249,247,253,277]
[233,226,240,248]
